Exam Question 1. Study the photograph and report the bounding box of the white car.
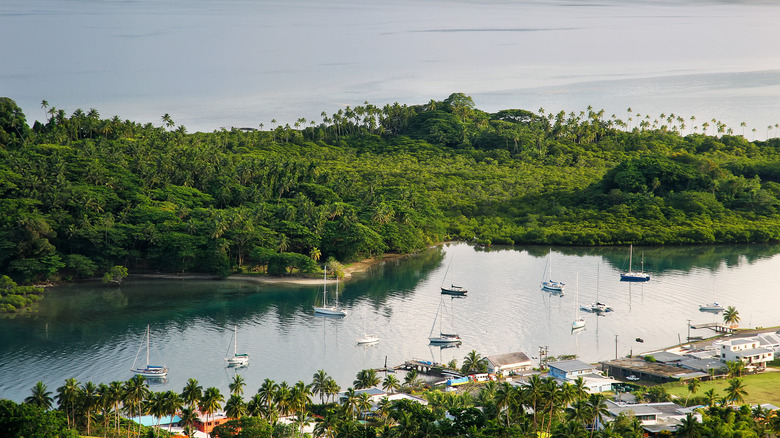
[626,375,639,381]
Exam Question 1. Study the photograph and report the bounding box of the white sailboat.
[541,249,565,292]
[620,244,650,282]
[429,298,461,345]
[131,325,168,378]
[583,263,613,313]
[314,267,347,317]
[572,274,586,330]
[440,254,468,296]
[225,325,249,366]
[356,308,379,345]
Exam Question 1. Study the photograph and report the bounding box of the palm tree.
[162,391,183,433]
[290,380,312,419]
[310,247,322,262]
[56,377,80,429]
[200,387,224,424]
[461,350,487,373]
[324,378,341,404]
[354,369,380,389]
[524,374,545,429]
[676,412,703,437]
[703,388,720,407]
[123,375,149,437]
[343,387,360,420]
[25,381,53,409]
[274,381,292,418]
[178,406,199,436]
[229,374,246,397]
[107,380,124,432]
[723,306,740,327]
[685,378,701,406]
[247,393,265,418]
[493,382,518,426]
[257,378,278,412]
[147,391,167,437]
[723,378,748,406]
[224,394,247,420]
[587,393,609,438]
[726,360,745,378]
[80,381,100,436]
[311,370,330,404]
[181,378,202,409]
[40,100,49,123]
[382,375,401,394]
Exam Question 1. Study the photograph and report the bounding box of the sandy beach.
[130,253,409,286]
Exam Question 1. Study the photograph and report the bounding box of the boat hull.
[132,366,168,378]
[314,306,346,317]
[620,273,650,282]
[441,286,467,296]
[541,280,565,292]
[357,335,379,345]
[429,333,461,345]
[226,354,249,366]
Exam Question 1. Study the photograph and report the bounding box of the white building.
[546,359,618,393]
[603,400,700,435]
[718,338,774,370]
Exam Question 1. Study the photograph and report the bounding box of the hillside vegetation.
[2,94,780,285]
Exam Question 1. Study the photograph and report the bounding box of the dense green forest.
[2,94,780,287]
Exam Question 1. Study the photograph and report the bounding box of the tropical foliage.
[3,94,780,294]
[5,368,780,438]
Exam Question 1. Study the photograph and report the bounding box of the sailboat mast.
[234,326,238,355]
[146,325,150,367]
[629,244,633,271]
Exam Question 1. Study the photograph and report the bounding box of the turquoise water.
[2,243,780,402]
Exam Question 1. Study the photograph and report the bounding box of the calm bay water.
[2,0,780,138]
[2,243,780,402]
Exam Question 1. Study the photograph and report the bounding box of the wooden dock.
[689,322,734,334]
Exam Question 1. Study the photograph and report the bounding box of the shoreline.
[128,252,410,286]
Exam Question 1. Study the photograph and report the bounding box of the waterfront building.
[601,358,707,383]
[547,359,618,393]
[716,338,774,371]
[485,351,533,377]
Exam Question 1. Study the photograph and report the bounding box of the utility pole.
[615,335,618,360]
[538,345,548,369]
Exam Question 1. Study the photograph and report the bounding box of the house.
[546,359,617,393]
[717,338,774,370]
[486,351,533,376]
[756,333,780,354]
[193,411,231,434]
[603,400,700,435]
[547,359,596,379]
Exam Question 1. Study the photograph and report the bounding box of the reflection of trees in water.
[481,243,780,275]
[101,289,128,309]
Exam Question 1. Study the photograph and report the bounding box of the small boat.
[356,308,379,345]
[440,255,468,296]
[699,302,725,312]
[541,248,565,293]
[429,298,461,345]
[314,267,347,317]
[635,337,644,343]
[131,325,168,378]
[620,244,650,282]
[585,301,613,313]
[225,325,249,367]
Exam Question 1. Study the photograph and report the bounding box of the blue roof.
[133,414,181,427]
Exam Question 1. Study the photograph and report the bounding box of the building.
[486,351,533,376]
[193,411,231,434]
[547,359,618,393]
[601,358,707,383]
[717,338,774,370]
[603,400,699,435]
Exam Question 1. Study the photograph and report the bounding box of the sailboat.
[541,249,565,292]
[225,325,249,366]
[583,263,613,313]
[572,274,586,330]
[313,267,347,317]
[440,255,468,296]
[131,325,168,378]
[700,284,724,312]
[620,244,650,282]
[356,308,379,345]
[429,298,461,345]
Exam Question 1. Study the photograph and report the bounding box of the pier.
[398,359,443,374]
[689,322,734,334]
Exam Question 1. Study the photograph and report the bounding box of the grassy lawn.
[663,369,780,406]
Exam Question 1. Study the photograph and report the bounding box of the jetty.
[689,322,734,334]
[398,359,443,374]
